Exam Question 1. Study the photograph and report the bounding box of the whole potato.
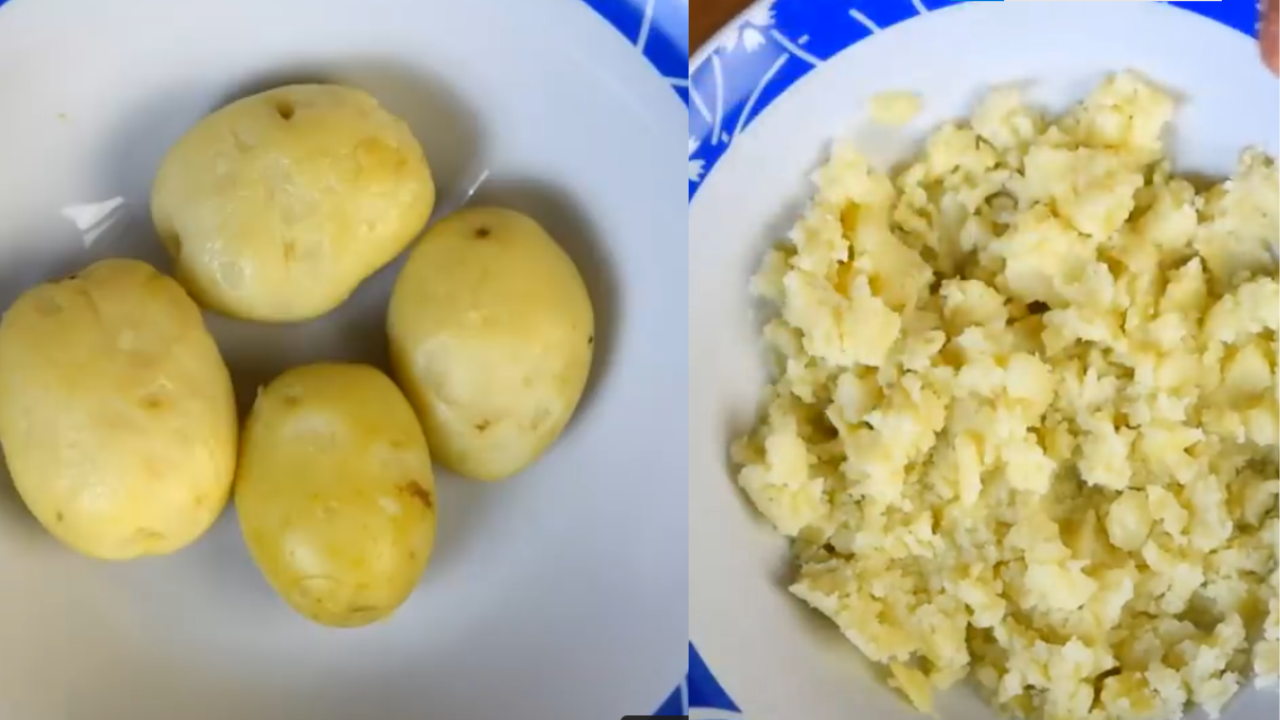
[0,259,237,560]
[152,84,435,322]
[387,207,594,481]
[235,363,436,628]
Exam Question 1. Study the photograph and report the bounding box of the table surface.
[691,0,754,53]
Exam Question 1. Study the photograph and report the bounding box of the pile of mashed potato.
[732,72,1278,720]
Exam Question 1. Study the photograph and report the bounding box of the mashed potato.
[734,72,1279,720]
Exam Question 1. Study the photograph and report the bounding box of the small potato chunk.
[235,363,436,628]
[388,207,594,481]
[152,84,435,322]
[868,91,922,126]
[0,259,237,560]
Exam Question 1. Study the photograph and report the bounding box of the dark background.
[691,0,754,52]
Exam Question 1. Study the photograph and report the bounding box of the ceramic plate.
[689,1,1278,719]
[0,1,686,718]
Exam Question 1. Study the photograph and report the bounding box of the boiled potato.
[152,84,435,322]
[0,258,237,560]
[235,363,436,628]
[388,207,594,481]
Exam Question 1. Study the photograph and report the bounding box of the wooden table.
[691,0,754,53]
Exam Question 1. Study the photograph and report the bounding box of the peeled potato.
[388,207,594,481]
[0,259,237,560]
[235,363,436,628]
[151,84,435,322]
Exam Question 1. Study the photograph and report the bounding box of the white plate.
[689,1,1279,719]
[0,0,687,718]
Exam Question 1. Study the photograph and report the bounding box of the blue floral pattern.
[688,0,1260,716]
[588,0,690,105]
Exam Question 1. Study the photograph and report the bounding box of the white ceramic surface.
[0,0,687,718]
[689,2,1279,719]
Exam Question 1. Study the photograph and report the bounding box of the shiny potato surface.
[388,207,594,481]
[235,363,436,627]
[0,258,237,560]
[152,84,435,321]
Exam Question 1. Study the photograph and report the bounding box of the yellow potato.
[387,207,594,481]
[235,363,436,628]
[152,84,435,322]
[0,259,237,560]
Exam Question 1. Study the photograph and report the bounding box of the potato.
[0,258,237,560]
[235,363,436,628]
[151,84,435,322]
[387,207,594,481]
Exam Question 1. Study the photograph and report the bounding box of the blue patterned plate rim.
[688,0,1259,201]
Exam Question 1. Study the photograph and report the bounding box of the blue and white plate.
[0,1,685,719]
[689,1,1277,719]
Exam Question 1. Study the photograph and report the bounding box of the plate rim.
[688,0,1260,200]
[0,0,690,107]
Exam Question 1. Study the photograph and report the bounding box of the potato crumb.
[735,71,1279,720]
[889,662,936,715]
[869,91,923,126]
